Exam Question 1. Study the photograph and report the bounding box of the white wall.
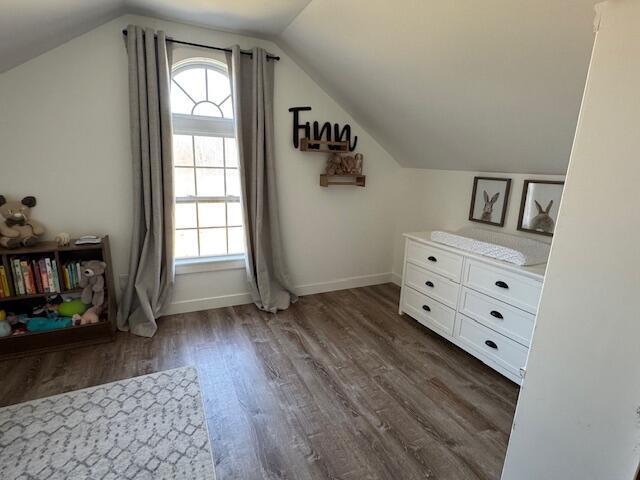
[502,1,640,478]
[392,169,565,279]
[0,14,402,313]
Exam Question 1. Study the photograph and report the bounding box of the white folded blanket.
[430,228,550,266]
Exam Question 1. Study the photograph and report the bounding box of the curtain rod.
[121,29,280,61]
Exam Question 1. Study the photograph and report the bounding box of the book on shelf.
[12,259,25,295]
[0,266,10,298]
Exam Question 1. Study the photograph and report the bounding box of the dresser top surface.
[404,231,547,280]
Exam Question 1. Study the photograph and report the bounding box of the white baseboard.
[391,272,402,286]
[164,272,394,315]
[295,272,393,297]
[164,292,253,316]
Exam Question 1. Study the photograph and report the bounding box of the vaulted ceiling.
[1,0,599,173]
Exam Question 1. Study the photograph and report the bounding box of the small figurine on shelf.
[54,232,71,246]
[324,153,364,175]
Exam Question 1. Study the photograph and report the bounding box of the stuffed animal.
[0,196,46,249]
[57,299,87,317]
[72,305,102,326]
[26,316,72,332]
[79,260,107,307]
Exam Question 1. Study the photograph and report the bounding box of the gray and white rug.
[0,367,216,480]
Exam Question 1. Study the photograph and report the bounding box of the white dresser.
[399,231,546,384]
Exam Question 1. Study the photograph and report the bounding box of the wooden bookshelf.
[0,236,116,359]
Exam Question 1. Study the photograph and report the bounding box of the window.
[171,59,243,260]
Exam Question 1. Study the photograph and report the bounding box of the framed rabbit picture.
[517,180,565,236]
[468,177,511,227]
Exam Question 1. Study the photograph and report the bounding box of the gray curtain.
[226,46,297,312]
[117,25,175,337]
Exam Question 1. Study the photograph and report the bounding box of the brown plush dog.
[0,196,46,249]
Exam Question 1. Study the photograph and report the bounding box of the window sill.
[175,255,246,275]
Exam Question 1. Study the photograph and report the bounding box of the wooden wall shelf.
[0,236,116,360]
[320,174,366,187]
[300,138,349,153]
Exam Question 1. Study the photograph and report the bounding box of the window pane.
[196,168,225,197]
[175,168,196,197]
[174,68,206,102]
[173,135,193,166]
[175,229,198,258]
[198,202,226,228]
[199,228,227,256]
[220,97,233,118]
[227,202,243,226]
[171,82,194,114]
[176,202,197,229]
[194,136,223,167]
[207,69,231,104]
[193,102,222,117]
[226,169,240,197]
[228,227,244,254]
[224,137,238,167]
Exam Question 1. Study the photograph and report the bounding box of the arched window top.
[171,59,233,119]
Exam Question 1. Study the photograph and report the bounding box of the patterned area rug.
[0,367,216,480]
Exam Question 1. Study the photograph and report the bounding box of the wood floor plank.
[0,283,518,479]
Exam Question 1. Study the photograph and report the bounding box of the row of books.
[61,262,84,290]
[2,257,63,297]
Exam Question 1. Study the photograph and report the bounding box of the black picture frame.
[517,180,565,237]
[468,176,511,227]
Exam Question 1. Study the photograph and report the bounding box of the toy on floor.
[0,195,46,249]
[79,260,107,307]
[72,305,102,326]
[0,310,10,337]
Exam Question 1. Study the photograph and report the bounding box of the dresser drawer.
[459,287,535,346]
[455,314,528,376]
[463,260,542,313]
[406,240,463,283]
[404,263,460,309]
[402,287,456,336]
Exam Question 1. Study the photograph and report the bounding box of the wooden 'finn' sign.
[288,106,358,152]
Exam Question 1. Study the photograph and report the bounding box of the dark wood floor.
[1,283,519,480]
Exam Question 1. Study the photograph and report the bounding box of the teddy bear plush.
[79,260,107,307]
[0,196,45,249]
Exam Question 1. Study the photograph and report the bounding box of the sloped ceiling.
[279,0,598,173]
[0,0,124,73]
[2,0,598,174]
[0,0,311,73]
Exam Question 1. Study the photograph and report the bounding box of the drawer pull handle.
[427,256,437,262]
[490,310,503,319]
[422,305,431,312]
[485,340,498,349]
[495,280,509,289]
[425,281,434,288]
